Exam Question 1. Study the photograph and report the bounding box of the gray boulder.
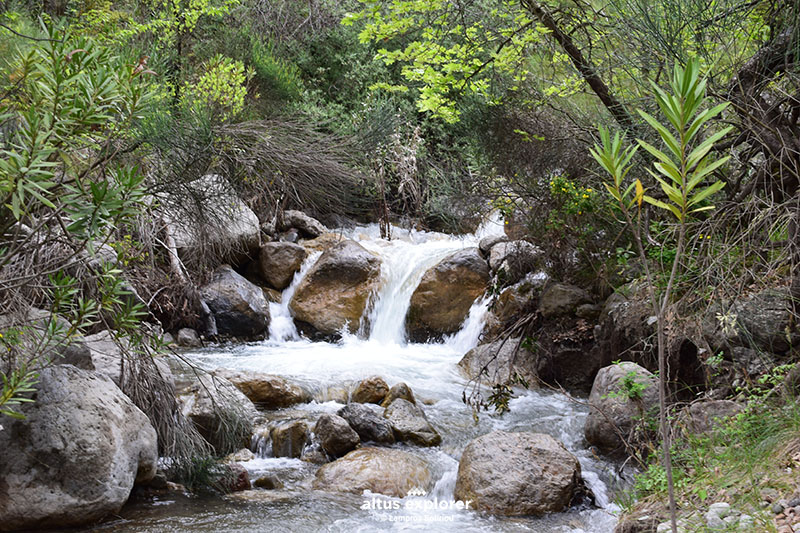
[259,242,307,290]
[0,365,157,530]
[281,210,328,239]
[488,240,543,284]
[201,265,270,339]
[315,414,360,458]
[454,431,581,516]
[478,234,508,257]
[383,398,442,446]
[539,282,593,318]
[680,400,742,435]
[337,403,395,444]
[176,327,202,347]
[179,373,258,454]
[734,288,799,354]
[161,174,261,263]
[584,362,659,453]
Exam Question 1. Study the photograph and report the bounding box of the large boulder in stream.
[0,365,158,530]
[289,240,381,337]
[406,248,489,342]
[584,362,659,454]
[200,265,271,339]
[258,242,307,291]
[454,431,582,516]
[214,369,311,409]
[313,447,432,497]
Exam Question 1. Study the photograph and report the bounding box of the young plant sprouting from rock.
[590,57,732,533]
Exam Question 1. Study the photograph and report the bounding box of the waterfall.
[444,296,490,353]
[268,251,321,342]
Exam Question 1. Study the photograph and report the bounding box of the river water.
[96,220,621,533]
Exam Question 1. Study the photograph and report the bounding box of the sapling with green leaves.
[590,57,731,533]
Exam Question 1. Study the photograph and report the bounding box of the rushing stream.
[96,219,622,533]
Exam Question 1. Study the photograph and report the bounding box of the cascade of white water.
[351,215,505,345]
[267,251,321,342]
[444,296,490,353]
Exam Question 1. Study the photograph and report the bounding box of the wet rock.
[0,365,158,530]
[271,420,310,459]
[383,398,442,446]
[315,414,360,458]
[406,248,489,342]
[300,442,330,464]
[179,373,258,454]
[214,369,311,409]
[584,362,659,454]
[454,431,582,516]
[539,282,593,318]
[352,375,389,404]
[299,232,344,253]
[289,240,381,337]
[176,327,202,347]
[381,382,416,407]
[313,385,350,404]
[488,240,543,284]
[259,242,307,290]
[458,338,538,386]
[254,473,283,490]
[161,174,261,265]
[680,400,742,435]
[312,447,432,498]
[200,265,270,339]
[337,403,395,444]
[281,210,328,239]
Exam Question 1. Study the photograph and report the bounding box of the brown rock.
[271,420,310,458]
[352,375,389,404]
[312,447,431,498]
[259,242,307,290]
[381,382,416,407]
[214,369,311,409]
[406,248,489,341]
[289,240,381,337]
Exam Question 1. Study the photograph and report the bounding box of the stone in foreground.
[0,365,157,530]
[312,447,431,498]
[454,430,581,516]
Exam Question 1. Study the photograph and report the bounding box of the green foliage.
[182,54,252,120]
[344,0,542,122]
[0,365,37,420]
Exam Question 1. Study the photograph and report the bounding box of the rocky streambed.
[87,221,623,532]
